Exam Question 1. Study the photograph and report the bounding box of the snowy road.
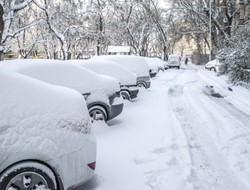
[75,65,250,190]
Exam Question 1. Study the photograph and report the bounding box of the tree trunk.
[97,41,100,56]
[163,45,167,61]
[0,4,4,61]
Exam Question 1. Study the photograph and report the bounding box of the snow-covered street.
[76,64,250,190]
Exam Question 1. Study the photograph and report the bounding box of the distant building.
[236,0,250,29]
[107,46,131,55]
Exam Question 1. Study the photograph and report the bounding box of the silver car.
[0,71,96,189]
[168,54,181,69]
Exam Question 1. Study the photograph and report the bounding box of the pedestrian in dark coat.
[185,57,188,65]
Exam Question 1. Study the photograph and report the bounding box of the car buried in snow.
[0,71,96,190]
[91,55,151,89]
[69,59,139,100]
[0,59,124,122]
[205,59,221,72]
[147,57,166,72]
[142,57,160,78]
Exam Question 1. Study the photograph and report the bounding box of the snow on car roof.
[91,55,150,77]
[206,59,220,65]
[0,71,92,160]
[150,57,165,66]
[142,57,160,71]
[72,59,137,86]
[0,59,120,96]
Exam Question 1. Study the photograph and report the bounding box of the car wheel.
[89,106,107,122]
[210,67,216,72]
[178,66,180,69]
[121,91,130,100]
[137,82,145,88]
[0,161,58,190]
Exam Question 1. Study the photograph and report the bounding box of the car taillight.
[88,162,96,170]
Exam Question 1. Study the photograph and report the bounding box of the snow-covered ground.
[75,64,250,190]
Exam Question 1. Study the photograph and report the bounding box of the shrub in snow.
[216,35,250,84]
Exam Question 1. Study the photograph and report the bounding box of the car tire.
[0,161,58,190]
[210,67,216,72]
[89,106,107,122]
[121,91,130,100]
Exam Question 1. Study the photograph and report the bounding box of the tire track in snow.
[141,70,194,190]
[167,70,248,190]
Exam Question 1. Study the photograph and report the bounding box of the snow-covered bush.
[216,35,250,84]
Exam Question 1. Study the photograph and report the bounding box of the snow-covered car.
[142,57,160,78]
[205,59,221,72]
[149,57,166,72]
[0,71,96,190]
[0,59,123,122]
[91,55,151,89]
[167,54,181,69]
[72,59,139,100]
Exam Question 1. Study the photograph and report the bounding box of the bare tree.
[0,0,34,60]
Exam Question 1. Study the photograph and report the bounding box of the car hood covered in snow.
[0,71,93,164]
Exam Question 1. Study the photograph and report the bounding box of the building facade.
[236,0,250,30]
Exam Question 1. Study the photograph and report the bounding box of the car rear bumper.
[137,76,151,89]
[50,134,96,190]
[145,80,151,88]
[150,72,157,78]
[108,103,123,120]
[168,64,180,67]
[129,88,139,99]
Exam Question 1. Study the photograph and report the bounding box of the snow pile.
[0,71,92,160]
[203,85,224,98]
[195,66,250,114]
[73,59,137,86]
[91,55,150,77]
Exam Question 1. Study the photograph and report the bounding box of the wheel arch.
[121,89,130,99]
[210,67,216,72]
[0,159,64,190]
[88,102,110,120]
[137,80,146,88]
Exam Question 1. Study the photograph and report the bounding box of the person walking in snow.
[185,57,188,65]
